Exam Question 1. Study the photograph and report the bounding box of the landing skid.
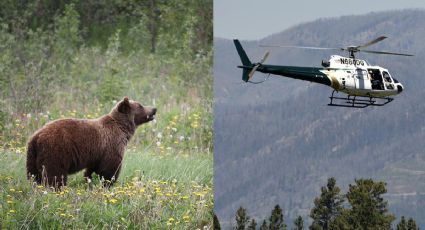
[328,90,393,108]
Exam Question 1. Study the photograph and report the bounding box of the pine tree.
[309,177,345,230]
[269,205,286,230]
[407,217,419,230]
[259,220,268,230]
[235,206,250,230]
[397,216,408,230]
[292,216,304,230]
[247,218,257,230]
[214,213,221,230]
[345,178,395,230]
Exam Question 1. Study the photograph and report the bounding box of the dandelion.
[9,188,15,192]
[9,210,16,213]
[183,215,190,223]
[60,213,66,217]
[7,200,13,204]
[109,198,118,204]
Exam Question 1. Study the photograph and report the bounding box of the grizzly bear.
[26,97,156,187]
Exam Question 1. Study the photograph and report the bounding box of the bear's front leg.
[84,167,97,181]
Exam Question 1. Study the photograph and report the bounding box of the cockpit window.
[393,78,399,83]
[383,71,392,83]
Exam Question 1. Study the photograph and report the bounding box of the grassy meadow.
[0,1,212,229]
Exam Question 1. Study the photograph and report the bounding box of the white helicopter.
[234,36,413,108]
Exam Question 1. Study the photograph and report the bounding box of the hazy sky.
[214,0,425,40]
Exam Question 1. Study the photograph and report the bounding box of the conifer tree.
[310,177,344,230]
[397,216,407,230]
[407,217,419,230]
[345,178,395,229]
[269,205,286,230]
[292,216,304,230]
[235,206,250,230]
[214,213,221,230]
[247,218,257,230]
[259,220,268,230]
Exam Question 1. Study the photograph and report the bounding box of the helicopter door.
[354,69,371,90]
[382,71,394,90]
[368,68,384,90]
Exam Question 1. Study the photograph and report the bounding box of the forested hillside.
[214,9,425,228]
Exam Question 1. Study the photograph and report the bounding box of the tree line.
[214,178,419,230]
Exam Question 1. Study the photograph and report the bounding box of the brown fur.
[26,97,156,187]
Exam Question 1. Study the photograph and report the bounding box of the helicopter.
[234,36,413,108]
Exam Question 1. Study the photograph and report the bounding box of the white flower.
[179,136,185,141]
[156,141,161,147]
[172,128,177,132]
[166,147,172,150]
[169,134,173,139]
[43,191,48,195]
[157,133,163,139]
[26,113,32,118]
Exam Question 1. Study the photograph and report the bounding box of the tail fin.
[234,39,252,66]
[26,138,39,182]
[233,39,252,82]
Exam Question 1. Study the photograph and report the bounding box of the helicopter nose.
[397,84,403,93]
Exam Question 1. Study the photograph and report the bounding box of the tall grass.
[0,151,212,229]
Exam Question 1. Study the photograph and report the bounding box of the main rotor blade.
[356,36,387,49]
[259,44,343,51]
[361,50,414,56]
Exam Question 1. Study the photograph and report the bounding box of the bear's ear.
[118,97,131,114]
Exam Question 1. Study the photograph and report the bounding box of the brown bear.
[26,97,156,187]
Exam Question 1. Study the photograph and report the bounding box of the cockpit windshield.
[383,71,392,83]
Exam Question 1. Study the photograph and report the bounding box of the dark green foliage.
[310,177,344,230]
[259,220,268,230]
[269,205,286,230]
[0,0,212,54]
[214,214,221,230]
[292,216,304,230]
[235,206,250,230]
[345,179,395,230]
[398,216,408,230]
[247,219,257,230]
[407,218,419,230]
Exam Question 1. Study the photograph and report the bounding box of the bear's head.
[111,97,157,126]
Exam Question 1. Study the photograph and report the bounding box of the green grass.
[0,150,212,229]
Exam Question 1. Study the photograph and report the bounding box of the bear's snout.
[146,107,157,121]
